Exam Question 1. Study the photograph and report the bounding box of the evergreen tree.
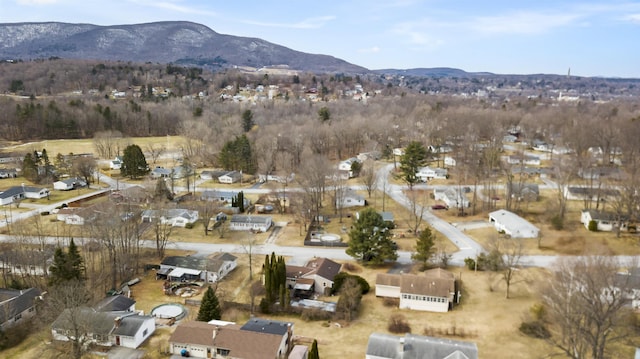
[346,208,397,265]
[49,239,85,286]
[121,144,149,179]
[197,286,221,322]
[242,109,254,132]
[218,135,256,174]
[400,141,428,189]
[22,152,38,182]
[309,339,320,359]
[412,226,436,270]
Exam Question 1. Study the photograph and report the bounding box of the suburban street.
[0,164,635,269]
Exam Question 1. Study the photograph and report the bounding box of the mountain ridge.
[0,21,368,73]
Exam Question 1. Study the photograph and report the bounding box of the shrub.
[301,308,332,321]
[588,220,598,232]
[332,272,370,295]
[464,257,477,271]
[388,314,411,334]
[185,222,195,229]
[550,215,564,230]
[519,321,550,339]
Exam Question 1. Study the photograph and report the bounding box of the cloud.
[243,16,336,29]
[470,11,580,35]
[17,0,59,4]
[126,0,217,16]
[358,46,380,53]
[623,13,640,24]
[392,21,445,49]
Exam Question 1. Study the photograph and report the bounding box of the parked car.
[431,204,448,210]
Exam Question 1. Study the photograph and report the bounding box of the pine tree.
[242,109,254,132]
[400,141,428,189]
[412,226,436,270]
[121,144,149,179]
[48,239,85,286]
[197,286,221,322]
[309,339,320,359]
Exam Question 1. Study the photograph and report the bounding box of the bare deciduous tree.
[359,159,378,198]
[542,256,636,359]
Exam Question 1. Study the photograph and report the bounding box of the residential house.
[286,257,343,297]
[366,333,478,359]
[56,207,86,225]
[379,211,395,225]
[53,177,87,191]
[416,166,448,182]
[110,185,150,204]
[357,151,381,161]
[110,156,123,170]
[0,248,53,277]
[507,183,540,202]
[218,171,242,184]
[93,295,136,313]
[0,169,17,179]
[51,308,155,349]
[428,145,453,154]
[393,148,405,157]
[337,157,361,178]
[0,288,42,330]
[169,320,289,359]
[150,166,172,179]
[240,318,294,354]
[506,154,541,166]
[158,252,238,283]
[444,156,456,167]
[580,210,628,232]
[489,209,540,238]
[141,208,199,227]
[532,140,552,152]
[200,190,251,213]
[200,170,227,181]
[0,185,50,205]
[375,268,459,313]
[566,187,620,202]
[578,166,623,180]
[337,190,366,208]
[289,345,309,359]
[229,215,272,232]
[433,188,470,209]
[614,268,640,309]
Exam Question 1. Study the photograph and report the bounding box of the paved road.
[1,166,636,269]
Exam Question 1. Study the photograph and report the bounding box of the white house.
[218,171,242,184]
[0,248,53,277]
[229,215,272,232]
[141,209,199,227]
[150,167,172,179]
[375,268,459,313]
[580,210,628,232]
[444,156,456,167]
[52,309,155,349]
[0,186,50,205]
[416,166,448,182]
[506,154,541,166]
[53,177,87,191]
[110,156,123,170]
[433,188,470,208]
[337,190,366,208]
[337,157,361,178]
[366,333,478,359]
[488,209,540,238]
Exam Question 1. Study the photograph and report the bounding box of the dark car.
[431,204,448,210]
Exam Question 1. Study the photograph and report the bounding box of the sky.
[2,0,640,78]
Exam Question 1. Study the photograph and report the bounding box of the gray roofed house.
[375,268,458,313]
[0,185,50,205]
[0,247,54,276]
[159,252,238,283]
[93,295,136,312]
[507,183,540,202]
[51,309,155,349]
[0,168,17,179]
[53,177,87,191]
[286,257,343,296]
[229,215,272,232]
[240,317,293,336]
[0,287,41,330]
[366,332,478,359]
[141,208,199,227]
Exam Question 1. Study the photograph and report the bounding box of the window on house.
[14,314,21,321]
[143,329,148,336]
[217,348,230,356]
